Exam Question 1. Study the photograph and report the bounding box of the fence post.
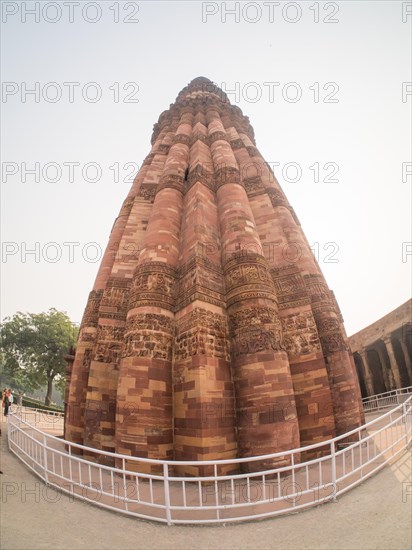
[43,433,49,484]
[163,463,172,526]
[7,413,12,447]
[330,441,337,502]
[122,458,129,511]
[405,400,412,445]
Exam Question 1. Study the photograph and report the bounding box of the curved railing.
[7,395,412,525]
[362,386,412,412]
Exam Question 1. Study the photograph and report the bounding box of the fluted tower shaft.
[65,77,364,474]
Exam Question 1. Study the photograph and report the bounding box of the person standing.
[7,389,13,414]
[2,390,10,417]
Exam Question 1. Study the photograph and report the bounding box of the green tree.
[0,309,78,405]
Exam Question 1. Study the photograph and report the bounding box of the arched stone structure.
[349,299,412,396]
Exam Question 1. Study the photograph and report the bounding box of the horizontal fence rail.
[362,386,412,412]
[7,392,412,525]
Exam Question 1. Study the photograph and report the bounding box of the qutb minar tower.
[65,77,364,474]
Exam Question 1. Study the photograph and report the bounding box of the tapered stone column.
[65,211,126,446]
[224,124,337,449]
[66,77,365,470]
[358,348,375,396]
[173,110,238,475]
[115,114,190,473]
[376,344,394,391]
[65,130,170,448]
[208,106,300,470]
[81,131,172,460]
[398,337,412,382]
[383,337,402,388]
[307,279,364,434]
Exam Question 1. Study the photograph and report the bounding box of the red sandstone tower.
[65,77,364,473]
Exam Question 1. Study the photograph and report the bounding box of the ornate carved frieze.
[208,131,227,146]
[94,342,122,364]
[246,146,259,157]
[281,311,321,356]
[232,324,284,356]
[314,315,348,355]
[320,333,348,354]
[273,270,305,294]
[187,162,214,191]
[214,165,240,190]
[125,312,174,333]
[94,324,124,364]
[229,306,278,330]
[224,255,277,307]
[157,173,185,194]
[82,349,92,367]
[122,313,174,360]
[304,274,334,306]
[129,262,177,310]
[176,256,226,310]
[316,318,340,335]
[120,196,135,216]
[173,134,191,146]
[234,123,255,146]
[178,254,221,278]
[176,270,224,308]
[230,138,244,150]
[277,299,311,310]
[157,143,171,155]
[267,188,289,208]
[137,183,157,203]
[309,284,348,355]
[224,254,271,288]
[178,293,225,311]
[80,332,95,343]
[99,278,131,321]
[330,290,344,323]
[189,133,208,147]
[225,261,270,292]
[270,266,308,309]
[81,289,104,328]
[242,175,265,197]
[175,308,230,361]
[96,325,124,341]
[229,305,284,355]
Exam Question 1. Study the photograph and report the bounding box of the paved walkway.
[1,418,411,550]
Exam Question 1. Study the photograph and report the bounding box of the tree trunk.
[45,377,53,406]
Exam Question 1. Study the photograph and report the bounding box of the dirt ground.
[1,419,411,550]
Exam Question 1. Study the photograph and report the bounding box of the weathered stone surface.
[65,77,364,474]
[350,299,412,396]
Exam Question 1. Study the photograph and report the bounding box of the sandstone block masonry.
[350,299,412,397]
[65,77,364,475]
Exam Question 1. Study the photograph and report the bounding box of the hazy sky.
[1,0,411,335]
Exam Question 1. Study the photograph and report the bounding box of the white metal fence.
[362,386,412,412]
[7,395,412,525]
